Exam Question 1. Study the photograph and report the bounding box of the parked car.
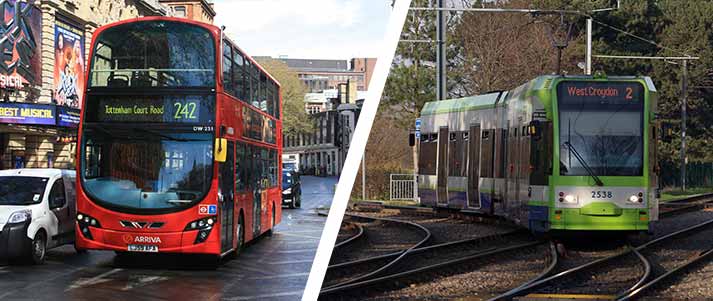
[282,170,301,209]
[0,169,79,264]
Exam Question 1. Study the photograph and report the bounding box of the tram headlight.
[629,193,644,203]
[563,194,577,203]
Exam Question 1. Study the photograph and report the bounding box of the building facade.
[159,0,215,23]
[0,0,171,170]
[280,57,377,94]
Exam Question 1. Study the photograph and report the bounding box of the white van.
[0,169,78,264]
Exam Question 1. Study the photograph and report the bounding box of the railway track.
[322,213,431,291]
[658,192,713,218]
[322,219,546,299]
[333,221,364,249]
[492,217,713,300]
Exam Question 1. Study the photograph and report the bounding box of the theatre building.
[0,0,169,169]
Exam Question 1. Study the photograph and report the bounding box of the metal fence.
[661,161,713,188]
[389,174,418,201]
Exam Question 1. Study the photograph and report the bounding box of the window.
[236,143,247,191]
[49,179,66,209]
[233,50,245,100]
[222,41,233,94]
[418,134,437,175]
[89,21,215,88]
[174,6,187,17]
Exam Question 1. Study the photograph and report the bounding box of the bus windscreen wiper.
[564,141,604,186]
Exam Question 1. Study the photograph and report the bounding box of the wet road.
[0,176,336,301]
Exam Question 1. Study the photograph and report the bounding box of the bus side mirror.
[661,122,673,143]
[409,132,416,147]
[215,138,227,162]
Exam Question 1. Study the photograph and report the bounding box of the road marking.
[266,259,315,265]
[273,248,317,254]
[523,294,616,300]
[276,232,321,240]
[0,266,84,299]
[248,272,309,280]
[122,275,169,291]
[223,291,303,300]
[65,268,123,292]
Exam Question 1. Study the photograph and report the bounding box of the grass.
[661,187,713,202]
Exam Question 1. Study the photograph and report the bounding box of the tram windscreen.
[557,81,645,176]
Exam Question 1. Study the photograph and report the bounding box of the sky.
[213,0,392,60]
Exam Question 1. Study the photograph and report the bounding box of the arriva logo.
[134,236,162,244]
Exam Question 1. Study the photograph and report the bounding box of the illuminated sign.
[57,106,80,127]
[557,81,643,104]
[95,96,213,124]
[0,103,56,125]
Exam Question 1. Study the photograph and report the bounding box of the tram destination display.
[557,81,644,105]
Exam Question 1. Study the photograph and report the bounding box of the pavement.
[0,176,337,301]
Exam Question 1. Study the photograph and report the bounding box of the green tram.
[415,75,660,233]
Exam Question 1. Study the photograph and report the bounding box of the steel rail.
[321,213,432,291]
[321,240,544,296]
[487,241,560,301]
[328,229,523,270]
[492,218,713,300]
[333,222,364,249]
[617,247,713,300]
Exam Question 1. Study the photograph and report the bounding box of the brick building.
[0,0,171,170]
[159,0,215,23]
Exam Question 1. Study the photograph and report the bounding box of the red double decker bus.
[75,17,282,259]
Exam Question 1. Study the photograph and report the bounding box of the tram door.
[467,124,481,208]
[436,126,449,206]
[220,142,235,253]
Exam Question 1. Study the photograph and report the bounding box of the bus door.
[252,146,262,237]
[436,126,449,206]
[219,142,235,253]
[467,124,481,209]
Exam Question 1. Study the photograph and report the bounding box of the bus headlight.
[184,216,216,244]
[77,212,101,240]
[283,188,291,195]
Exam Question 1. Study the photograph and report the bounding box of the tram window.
[449,132,467,177]
[530,122,551,185]
[418,138,437,175]
[480,130,493,178]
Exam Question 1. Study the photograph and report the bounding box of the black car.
[282,170,301,209]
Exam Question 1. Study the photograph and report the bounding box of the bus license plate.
[127,244,159,252]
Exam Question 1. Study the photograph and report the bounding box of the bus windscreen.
[89,20,215,88]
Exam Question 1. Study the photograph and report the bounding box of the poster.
[53,19,85,109]
[0,0,42,88]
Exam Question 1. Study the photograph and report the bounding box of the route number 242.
[174,102,197,120]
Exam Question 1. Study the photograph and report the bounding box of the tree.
[255,58,313,136]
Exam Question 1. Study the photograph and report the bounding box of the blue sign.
[0,103,56,125]
[208,205,217,214]
[57,106,80,127]
[415,118,421,139]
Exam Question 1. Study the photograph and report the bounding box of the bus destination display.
[96,96,213,124]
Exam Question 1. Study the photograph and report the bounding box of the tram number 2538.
[591,191,613,199]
